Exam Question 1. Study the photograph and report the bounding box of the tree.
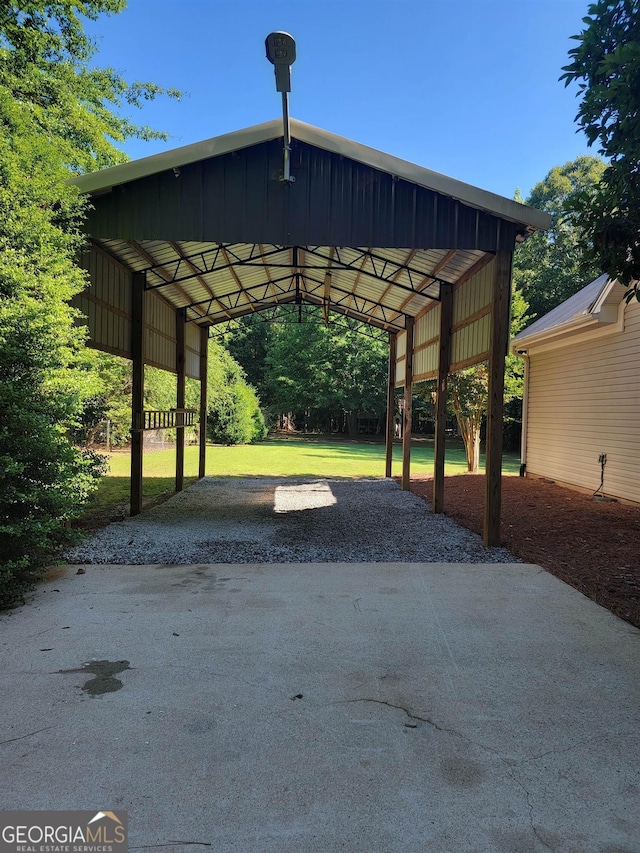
[206,340,267,445]
[413,286,531,472]
[224,321,272,399]
[262,318,388,436]
[513,156,606,319]
[448,365,488,473]
[560,0,640,297]
[78,345,267,449]
[0,1,178,607]
[0,2,180,173]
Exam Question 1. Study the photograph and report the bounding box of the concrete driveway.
[1,560,639,852]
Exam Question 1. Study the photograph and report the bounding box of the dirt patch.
[406,474,640,629]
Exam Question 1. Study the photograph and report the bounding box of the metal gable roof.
[73,120,551,336]
[71,119,550,233]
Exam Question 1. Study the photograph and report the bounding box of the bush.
[208,381,267,445]
[0,157,106,608]
[205,340,266,445]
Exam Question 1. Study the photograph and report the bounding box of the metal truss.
[209,303,388,341]
[179,271,407,331]
[180,272,296,315]
[301,275,405,328]
[140,242,442,305]
[142,243,286,291]
[303,246,445,296]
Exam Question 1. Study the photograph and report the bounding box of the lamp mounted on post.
[265,31,296,183]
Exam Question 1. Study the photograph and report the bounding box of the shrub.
[208,381,266,445]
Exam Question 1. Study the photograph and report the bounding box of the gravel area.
[67,477,519,565]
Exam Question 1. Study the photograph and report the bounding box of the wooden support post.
[433,283,453,513]
[198,325,208,479]
[385,333,397,478]
[175,308,186,493]
[130,272,145,517]
[483,251,512,547]
[401,316,414,491]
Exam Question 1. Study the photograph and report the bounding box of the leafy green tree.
[262,319,388,436]
[513,156,606,319]
[72,353,131,446]
[448,286,530,472]
[0,1,180,172]
[560,0,640,296]
[0,1,178,607]
[225,321,272,400]
[0,139,105,606]
[414,286,530,472]
[264,322,334,422]
[80,345,266,449]
[448,366,488,473]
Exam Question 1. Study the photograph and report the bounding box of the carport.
[71,119,550,545]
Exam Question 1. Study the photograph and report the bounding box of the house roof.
[512,274,626,349]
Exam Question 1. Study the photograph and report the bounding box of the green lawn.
[84,436,519,519]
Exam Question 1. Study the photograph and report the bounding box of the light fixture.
[265,32,297,183]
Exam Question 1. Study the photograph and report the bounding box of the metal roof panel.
[71,120,550,233]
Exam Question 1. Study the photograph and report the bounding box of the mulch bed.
[406,474,640,630]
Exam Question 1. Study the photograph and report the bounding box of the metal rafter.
[210,304,387,340]
[206,296,299,325]
[142,243,286,291]
[192,277,402,331]
[345,250,370,313]
[127,240,208,321]
[302,275,405,328]
[140,243,443,306]
[259,242,280,303]
[169,257,406,330]
[398,249,458,312]
[377,248,418,306]
[220,244,256,314]
[179,273,296,315]
[168,241,232,320]
[301,291,403,332]
[305,246,447,292]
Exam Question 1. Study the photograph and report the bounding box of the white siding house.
[512,275,640,504]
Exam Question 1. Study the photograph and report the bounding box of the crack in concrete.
[524,734,599,764]
[504,764,556,853]
[335,697,556,851]
[333,697,452,730]
[0,725,54,746]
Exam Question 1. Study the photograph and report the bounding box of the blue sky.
[86,0,597,200]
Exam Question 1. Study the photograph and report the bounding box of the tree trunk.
[468,427,480,473]
[346,411,358,438]
[452,407,482,473]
